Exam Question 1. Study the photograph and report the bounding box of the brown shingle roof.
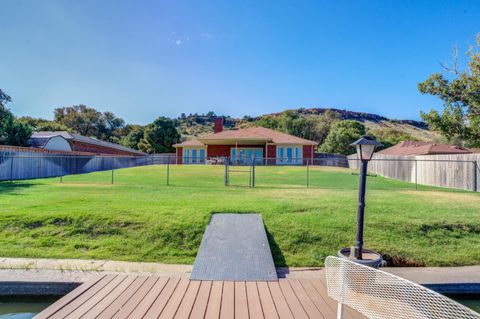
[379,141,471,156]
[173,140,205,147]
[197,126,318,145]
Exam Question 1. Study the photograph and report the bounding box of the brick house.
[29,131,145,156]
[173,119,318,164]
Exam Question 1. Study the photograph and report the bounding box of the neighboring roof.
[469,148,480,153]
[30,131,145,155]
[195,126,318,146]
[173,139,205,147]
[379,141,472,156]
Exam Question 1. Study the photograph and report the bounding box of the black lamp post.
[350,136,382,260]
[338,135,383,267]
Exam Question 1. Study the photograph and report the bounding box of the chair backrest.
[324,256,480,319]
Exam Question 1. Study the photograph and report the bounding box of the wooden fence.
[347,153,480,192]
[0,151,175,181]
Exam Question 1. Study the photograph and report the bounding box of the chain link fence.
[1,152,478,192]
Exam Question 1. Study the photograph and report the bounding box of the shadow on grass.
[265,226,287,269]
[0,181,36,194]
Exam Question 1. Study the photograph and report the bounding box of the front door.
[286,147,293,164]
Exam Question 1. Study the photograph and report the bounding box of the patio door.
[286,147,293,164]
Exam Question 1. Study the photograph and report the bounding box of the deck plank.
[159,279,191,319]
[112,276,162,319]
[64,275,127,319]
[80,275,137,318]
[220,281,235,319]
[298,279,335,319]
[189,281,212,319]
[143,277,181,319]
[175,280,201,319]
[34,275,105,319]
[257,282,279,319]
[288,279,325,319]
[278,280,309,319]
[125,277,172,318]
[246,282,264,319]
[267,282,294,319]
[47,275,117,319]
[234,282,248,319]
[204,281,223,319]
[96,276,149,319]
[36,276,365,319]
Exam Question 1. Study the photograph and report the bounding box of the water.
[0,296,58,319]
[449,294,480,313]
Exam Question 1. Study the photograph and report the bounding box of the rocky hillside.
[175,108,440,142]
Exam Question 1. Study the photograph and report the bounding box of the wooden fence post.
[9,155,14,183]
[473,160,478,192]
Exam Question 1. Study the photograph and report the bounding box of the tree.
[0,89,32,146]
[120,126,145,150]
[54,105,125,140]
[54,105,102,136]
[319,120,366,154]
[18,116,69,132]
[138,117,180,153]
[418,34,480,147]
[303,110,341,144]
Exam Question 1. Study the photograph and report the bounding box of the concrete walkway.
[0,257,478,295]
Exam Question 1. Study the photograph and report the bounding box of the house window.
[277,145,302,165]
[183,147,206,164]
[230,147,263,165]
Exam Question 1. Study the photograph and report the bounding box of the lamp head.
[351,136,383,161]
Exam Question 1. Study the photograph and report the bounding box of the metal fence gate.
[224,158,255,188]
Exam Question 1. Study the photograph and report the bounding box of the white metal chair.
[325,256,480,319]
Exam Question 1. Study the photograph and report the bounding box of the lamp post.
[351,136,382,259]
[338,136,383,267]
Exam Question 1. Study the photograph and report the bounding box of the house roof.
[173,139,205,147]
[174,126,318,147]
[30,131,145,155]
[378,141,472,156]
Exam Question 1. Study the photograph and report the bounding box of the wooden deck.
[35,275,366,319]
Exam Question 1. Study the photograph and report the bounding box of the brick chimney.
[214,117,223,133]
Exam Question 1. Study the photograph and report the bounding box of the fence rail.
[347,153,480,192]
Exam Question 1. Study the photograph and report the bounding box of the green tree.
[138,117,180,153]
[0,90,32,146]
[319,120,366,154]
[418,34,480,147]
[303,110,341,144]
[18,116,69,132]
[120,126,145,150]
[54,105,125,140]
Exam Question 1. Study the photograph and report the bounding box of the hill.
[175,108,440,143]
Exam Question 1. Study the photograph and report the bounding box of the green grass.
[0,165,479,267]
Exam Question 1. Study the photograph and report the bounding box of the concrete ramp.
[190,214,277,281]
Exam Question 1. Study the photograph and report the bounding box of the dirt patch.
[381,254,426,267]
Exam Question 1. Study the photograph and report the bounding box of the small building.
[378,141,471,156]
[173,118,318,164]
[29,131,145,156]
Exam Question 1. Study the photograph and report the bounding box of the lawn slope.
[0,165,478,267]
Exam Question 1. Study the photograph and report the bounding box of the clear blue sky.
[1,0,479,124]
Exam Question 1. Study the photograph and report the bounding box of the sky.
[1,0,479,124]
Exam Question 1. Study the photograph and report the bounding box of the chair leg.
[337,302,344,319]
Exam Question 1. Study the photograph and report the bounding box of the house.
[29,131,145,156]
[378,140,471,156]
[173,118,318,164]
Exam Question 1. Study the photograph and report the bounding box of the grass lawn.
[0,164,478,267]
